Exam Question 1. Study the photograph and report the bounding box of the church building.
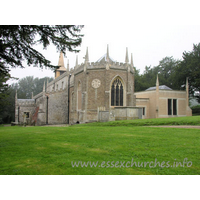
[15,46,192,125]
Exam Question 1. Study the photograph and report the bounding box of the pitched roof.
[96,53,116,63]
[146,85,172,91]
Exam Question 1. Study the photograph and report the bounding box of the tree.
[134,57,180,92]
[0,25,84,76]
[0,83,17,124]
[134,65,155,92]
[0,76,54,123]
[0,25,83,107]
[156,56,180,89]
[174,43,200,102]
[17,76,53,99]
[0,70,11,112]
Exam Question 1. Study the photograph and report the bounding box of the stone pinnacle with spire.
[131,53,135,73]
[43,81,46,92]
[58,51,65,68]
[156,74,159,87]
[131,53,133,67]
[125,47,129,63]
[84,47,89,72]
[106,44,109,62]
[186,77,189,90]
[85,47,89,63]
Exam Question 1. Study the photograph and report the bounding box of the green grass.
[80,116,200,127]
[0,117,200,175]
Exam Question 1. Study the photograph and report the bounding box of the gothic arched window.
[111,78,123,106]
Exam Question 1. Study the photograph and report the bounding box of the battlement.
[55,45,135,78]
[74,60,133,74]
[17,99,35,106]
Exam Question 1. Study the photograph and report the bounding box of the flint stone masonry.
[15,99,36,125]
[48,90,68,124]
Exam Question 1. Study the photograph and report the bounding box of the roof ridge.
[96,53,116,63]
[146,85,172,91]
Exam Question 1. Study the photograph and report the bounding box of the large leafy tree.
[0,25,84,76]
[0,76,54,123]
[174,43,200,102]
[134,57,179,92]
[0,70,10,112]
[155,56,180,89]
[0,82,17,124]
[17,76,53,99]
[0,25,84,114]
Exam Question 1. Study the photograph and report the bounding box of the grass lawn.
[0,116,200,175]
[80,115,200,127]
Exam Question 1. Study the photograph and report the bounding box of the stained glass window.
[111,78,123,106]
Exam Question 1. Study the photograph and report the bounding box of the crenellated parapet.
[17,99,35,107]
[73,45,135,75]
[74,60,134,74]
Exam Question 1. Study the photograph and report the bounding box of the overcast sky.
[8,0,200,84]
[2,0,199,194]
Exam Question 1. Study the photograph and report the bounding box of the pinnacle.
[58,51,65,67]
[156,74,159,86]
[106,44,109,62]
[85,47,89,62]
[125,47,129,63]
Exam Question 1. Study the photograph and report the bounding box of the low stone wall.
[98,106,143,122]
[114,107,143,120]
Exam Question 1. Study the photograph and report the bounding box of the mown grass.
[0,118,200,175]
[79,116,200,127]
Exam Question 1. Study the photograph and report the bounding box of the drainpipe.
[67,74,71,124]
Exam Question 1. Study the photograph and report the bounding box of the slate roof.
[96,54,116,63]
[146,85,172,91]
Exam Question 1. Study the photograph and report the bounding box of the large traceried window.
[111,78,124,106]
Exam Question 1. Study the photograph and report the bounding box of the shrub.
[191,105,200,115]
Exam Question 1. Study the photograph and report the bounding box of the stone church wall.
[18,104,36,125]
[70,64,135,123]
[48,89,68,124]
[15,47,139,125]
